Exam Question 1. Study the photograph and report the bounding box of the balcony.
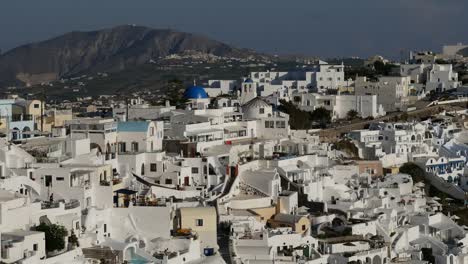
[11,114,33,122]
[100,180,111,186]
[41,199,80,210]
[105,152,116,160]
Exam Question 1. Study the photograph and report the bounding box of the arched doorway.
[373,255,382,264]
[12,127,20,140]
[22,126,31,139]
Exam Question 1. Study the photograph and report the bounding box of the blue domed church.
[183,85,209,99]
[183,84,210,110]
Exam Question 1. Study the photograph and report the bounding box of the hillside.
[457,47,468,57]
[0,25,266,86]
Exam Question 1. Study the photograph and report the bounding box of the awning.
[224,125,247,132]
[114,189,137,195]
[185,128,223,136]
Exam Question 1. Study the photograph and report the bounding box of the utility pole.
[41,86,45,132]
[125,96,129,121]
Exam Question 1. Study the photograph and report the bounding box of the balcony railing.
[42,199,80,210]
[105,153,116,160]
[11,114,33,122]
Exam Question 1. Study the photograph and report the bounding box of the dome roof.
[242,97,270,109]
[244,78,253,83]
[183,85,209,99]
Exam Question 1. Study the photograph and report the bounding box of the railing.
[105,153,116,160]
[65,199,80,210]
[11,114,33,122]
[41,201,61,209]
[42,199,80,210]
[112,178,122,185]
[100,180,111,186]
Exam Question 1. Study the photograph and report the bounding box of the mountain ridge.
[0,25,265,86]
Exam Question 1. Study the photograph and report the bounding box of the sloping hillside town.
[2,44,468,264]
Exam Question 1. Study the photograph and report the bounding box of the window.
[150,127,155,136]
[76,221,80,230]
[276,121,286,128]
[131,142,139,152]
[265,121,274,128]
[33,244,38,251]
[45,175,52,187]
[56,177,64,181]
[302,225,306,231]
[33,104,40,109]
[150,163,157,172]
[195,219,204,226]
[259,108,265,114]
[119,142,126,153]
[192,167,199,174]
[165,179,172,184]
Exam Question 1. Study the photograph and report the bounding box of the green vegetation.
[35,223,68,252]
[373,61,397,76]
[344,61,398,80]
[16,60,292,101]
[333,140,359,158]
[277,100,331,129]
[346,109,359,120]
[399,162,451,200]
[278,100,313,129]
[399,162,425,183]
[164,79,189,108]
[310,107,332,128]
[68,230,80,248]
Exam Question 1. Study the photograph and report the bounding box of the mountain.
[0,25,264,86]
[457,47,468,57]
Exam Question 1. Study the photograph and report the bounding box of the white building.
[426,64,460,92]
[354,76,411,112]
[296,93,385,119]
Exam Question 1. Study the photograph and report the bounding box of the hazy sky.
[1,0,467,58]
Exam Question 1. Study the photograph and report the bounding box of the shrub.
[35,223,68,252]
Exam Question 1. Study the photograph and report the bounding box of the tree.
[165,79,188,108]
[334,140,359,158]
[36,223,68,252]
[68,230,80,248]
[311,107,332,129]
[277,99,313,130]
[277,100,331,129]
[400,112,409,122]
[373,61,397,76]
[399,162,425,183]
[346,109,359,120]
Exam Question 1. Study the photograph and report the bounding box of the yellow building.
[13,99,43,117]
[179,207,218,254]
[268,213,311,234]
[42,109,73,132]
[249,206,276,223]
[384,166,400,175]
[12,99,43,130]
